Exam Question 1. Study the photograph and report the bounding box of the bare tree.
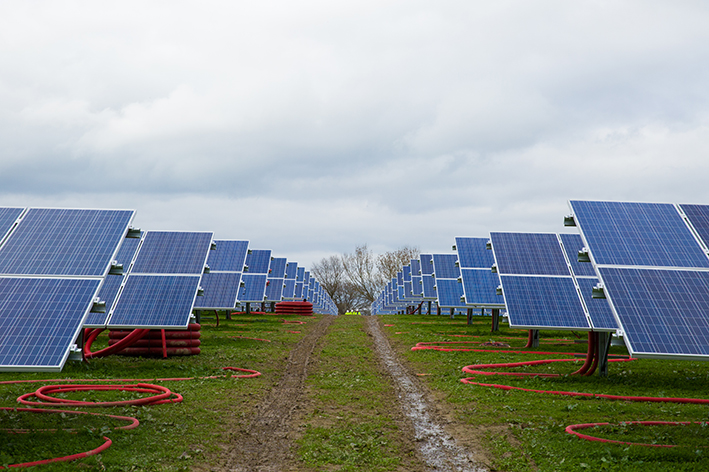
[311,255,355,314]
[342,244,381,304]
[377,245,420,282]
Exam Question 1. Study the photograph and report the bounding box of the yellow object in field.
[345,311,361,316]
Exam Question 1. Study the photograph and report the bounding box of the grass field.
[381,314,709,471]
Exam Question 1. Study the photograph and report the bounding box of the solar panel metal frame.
[569,200,709,359]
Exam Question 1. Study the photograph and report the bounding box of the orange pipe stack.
[275,301,314,316]
[108,323,202,356]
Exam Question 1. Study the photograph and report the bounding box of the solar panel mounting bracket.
[109,262,123,275]
[203,264,210,274]
[486,240,492,250]
[496,285,503,295]
[577,248,591,263]
[90,299,106,313]
[592,283,606,299]
[126,227,142,238]
[491,263,498,273]
[210,241,217,250]
[564,215,576,226]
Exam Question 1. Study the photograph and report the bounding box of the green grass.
[0,313,319,471]
[381,314,709,472]
[297,315,420,471]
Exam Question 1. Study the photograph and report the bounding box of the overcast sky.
[2,1,709,268]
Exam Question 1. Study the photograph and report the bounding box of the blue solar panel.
[412,275,423,296]
[269,258,287,278]
[403,266,411,282]
[285,262,298,279]
[265,278,284,301]
[436,279,464,308]
[403,281,413,299]
[420,254,434,275]
[283,278,296,299]
[490,232,570,276]
[108,275,201,329]
[131,231,212,275]
[558,233,596,277]
[501,275,590,330]
[85,275,124,326]
[411,259,421,275]
[296,267,305,282]
[680,204,709,250]
[0,277,101,371]
[193,272,242,309]
[460,269,503,307]
[207,240,249,272]
[422,274,436,299]
[455,237,494,269]
[294,281,304,299]
[114,237,141,269]
[0,207,23,241]
[432,254,460,279]
[0,208,134,276]
[575,277,618,330]
[570,201,709,268]
[599,267,709,357]
[238,273,268,302]
[245,250,271,274]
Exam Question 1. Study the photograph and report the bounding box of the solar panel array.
[107,231,213,329]
[570,200,709,359]
[193,240,249,310]
[490,232,616,331]
[0,207,135,372]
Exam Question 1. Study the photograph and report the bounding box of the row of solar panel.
[371,200,709,363]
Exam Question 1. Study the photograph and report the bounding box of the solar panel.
[420,254,434,275]
[207,240,249,272]
[500,275,589,329]
[432,254,459,279]
[296,266,305,282]
[269,258,287,278]
[107,275,201,329]
[238,273,268,302]
[412,275,423,296]
[680,204,709,250]
[490,232,570,276]
[435,279,464,308]
[244,250,271,274]
[569,200,709,359]
[282,278,297,299]
[0,207,24,242]
[294,281,303,299]
[0,277,101,372]
[265,278,284,301]
[421,274,436,299]
[490,232,594,331]
[460,269,502,307]
[285,262,298,279]
[0,208,135,276]
[131,231,213,275]
[193,272,242,310]
[455,237,495,269]
[570,200,709,268]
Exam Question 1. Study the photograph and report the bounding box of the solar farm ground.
[2,314,709,471]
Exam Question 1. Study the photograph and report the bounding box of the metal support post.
[428,301,432,315]
[491,308,500,332]
[597,331,612,377]
[531,329,540,348]
[246,302,251,314]
[437,303,441,316]
[450,307,455,319]
[467,308,473,325]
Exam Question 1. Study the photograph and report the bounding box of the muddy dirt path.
[220,314,334,472]
[366,317,487,472]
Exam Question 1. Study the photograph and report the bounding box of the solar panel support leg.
[226,309,232,320]
[531,329,540,348]
[437,303,441,316]
[195,310,201,324]
[428,301,432,315]
[261,302,266,312]
[450,307,455,319]
[246,303,251,314]
[597,331,612,377]
[467,308,473,325]
[271,302,275,313]
[491,308,500,332]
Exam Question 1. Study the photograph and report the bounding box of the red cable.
[565,421,709,448]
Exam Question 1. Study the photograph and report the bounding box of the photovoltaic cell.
[84,275,124,326]
[500,275,589,329]
[680,204,709,249]
[575,277,618,330]
[0,277,101,371]
[460,269,502,307]
[490,232,570,276]
[0,208,134,276]
[108,275,201,329]
[558,233,596,277]
[131,231,212,275]
[455,237,494,269]
[245,250,271,274]
[570,200,709,268]
[193,272,242,309]
[0,207,23,241]
[238,274,268,302]
[207,240,249,272]
[599,267,709,357]
[436,279,464,308]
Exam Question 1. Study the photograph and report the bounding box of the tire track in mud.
[221,314,334,472]
[366,316,487,472]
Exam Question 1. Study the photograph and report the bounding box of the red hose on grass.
[83,328,151,359]
[565,421,709,448]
